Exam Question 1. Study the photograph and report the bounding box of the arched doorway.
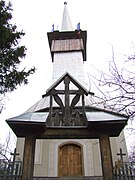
[58,143,83,177]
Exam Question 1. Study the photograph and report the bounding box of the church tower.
[6,2,129,179]
[50,1,86,86]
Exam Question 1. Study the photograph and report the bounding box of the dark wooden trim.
[64,76,70,126]
[99,135,113,180]
[7,119,126,138]
[45,73,89,96]
[47,30,87,62]
[22,136,36,180]
[46,89,85,95]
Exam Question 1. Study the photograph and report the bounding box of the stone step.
[33,177,103,180]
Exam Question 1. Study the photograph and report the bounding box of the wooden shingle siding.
[51,39,84,52]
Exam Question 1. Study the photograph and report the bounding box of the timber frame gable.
[6,72,128,138]
[42,72,93,127]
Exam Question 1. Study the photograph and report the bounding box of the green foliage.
[0,1,35,112]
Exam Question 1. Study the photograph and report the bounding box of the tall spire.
[61,2,73,31]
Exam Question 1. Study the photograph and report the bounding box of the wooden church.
[6,2,129,180]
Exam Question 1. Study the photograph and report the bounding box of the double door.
[59,144,83,177]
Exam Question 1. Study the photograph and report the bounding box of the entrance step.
[33,177,103,180]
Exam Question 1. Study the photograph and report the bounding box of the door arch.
[58,143,83,177]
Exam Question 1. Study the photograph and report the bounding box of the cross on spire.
[117,148,126,162]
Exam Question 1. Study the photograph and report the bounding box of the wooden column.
[22,136,36,180]
[99,134,113,180]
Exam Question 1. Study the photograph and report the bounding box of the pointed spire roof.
[61,2,73,31]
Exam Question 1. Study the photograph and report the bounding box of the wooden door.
[59,144,83,176]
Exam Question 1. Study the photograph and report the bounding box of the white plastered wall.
[16,130,128,177]
[48,139,95,176]
[52,52,89,89]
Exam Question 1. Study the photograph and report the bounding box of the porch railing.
[0,159,135,180]
[114,161,135,180]
[0,159,22,180]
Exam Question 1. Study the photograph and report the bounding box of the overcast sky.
[1,0,135,147]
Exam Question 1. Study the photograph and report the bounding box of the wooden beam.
[22,136,36,180]
[99,134,113,180]
[64,76,70,125]
[8,120,125,137]
[48,89,84,95]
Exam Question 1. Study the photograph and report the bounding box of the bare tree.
[0,130,16,160]
[87,45,135,152]
[91,45,135,119]
[129,144,135,163]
